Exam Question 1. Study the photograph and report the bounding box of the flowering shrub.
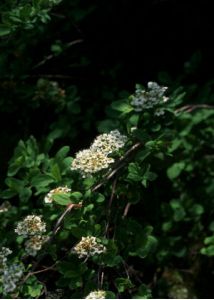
[0,1,214,298]
[0,79,213,298]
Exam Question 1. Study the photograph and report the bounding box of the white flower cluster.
[25,235,48,256]
[2,263,24,294]
[73,236,106,259]
[15,215,46,237]
[0,247,24,294]
[46,289,63,299]
[130,82,168,113]
[91,130,127,154]
[71,149,114,177]
[15,215,47,256]
[71,130,127,177]
[44,186,71,204]
[85,290,106,299]
[0,247,12,271]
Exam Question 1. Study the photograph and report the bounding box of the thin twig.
[51,202,82,238]
[122,202,132,219]
[22,263,57,284]
[33,39,83,69]
[105,177,117,237]
[92,142,142,192]
[100,271,104,288]
[29,74,76,79]
[175,104,214,113]
[122,260,130,279]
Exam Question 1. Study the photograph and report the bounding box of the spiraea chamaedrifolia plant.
[0,81,214,298]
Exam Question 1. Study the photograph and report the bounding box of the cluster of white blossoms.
[0,247,12,271]
[44,186,71,204]
[85,290,106,299]
[73,236,106,259]
[91,130,128,155]
[0,247,24,294]
[130,82,169,113]
[25,235,48,256]
[46,289,63,299]
[15,215,46,237]
[71,130,127,177]
[15,215,47,256]
[71,149,114,177]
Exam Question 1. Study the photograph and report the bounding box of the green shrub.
[0,80,214,298]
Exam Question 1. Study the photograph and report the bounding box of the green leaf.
[204,236,214,245]
[189,204,204,216]
[105,291,116,299]
[0,189,17,199]
[23,276,43,298]
[56,146,70,159]
[111,100,133,114]
[129,228,158,258]
[19,187,32,202]
[0,24,11,36]
[127,163,144,182]
[200,245,214,256]
[97,119,119,133]
[63,157,73,168]
[50,163,62,181]
[71,191,82,201]
[170,199,186,221]
[25,283,43,298]
[95,193,105,203]
[83,177,96,189]
[52,193,72,205]
[135,149,151,162]
[5,177,25,192]
[83,204,94,214]
[31,174,54,188]
[115,277,134,293]
[58,257,87,278]
[133,284,152,299]
[167,162,185,180]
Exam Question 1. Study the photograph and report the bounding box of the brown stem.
[92,142,142,192]
[122,202,132,219]
[105,177,117,237]
[21,263,57,284]
[51,202,82,239]
[175,104,214,113]
[33,39,83,69]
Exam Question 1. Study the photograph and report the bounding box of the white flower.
[15,215,46,237]
[46,289,63,299]
[154,108,165,116]
[130,82,168,112]
[0,247,12,258]
[90,130,127,155]
[2,263,24,293]
[0,247,12,272]
[85,290,106,299]
[73,236,106,259]
[44,186,71,204]
[71,149,114,177]
[25,235,48,256]
[0,248,24,294]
